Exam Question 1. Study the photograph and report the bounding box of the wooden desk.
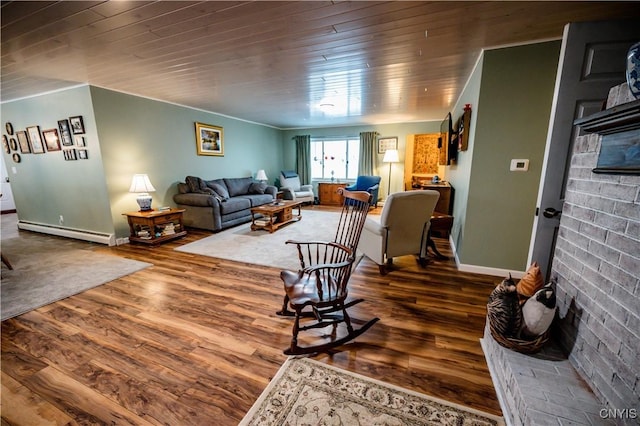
[419,182,452,214]
[123,208,186,245]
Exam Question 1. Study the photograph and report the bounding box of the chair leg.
[289,311,301,353]
[276,295,295,316]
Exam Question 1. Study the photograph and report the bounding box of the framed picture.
[195,122,224,156]
[9,138,18,151]
[63,149,77,161]
[69,115,85,134]
[12,153,21,163]
[5,122,14,135]
[593,133,640,174]
[26,125,45,154]
[74,135,86,147]
[2,135,9,154]
[378,136,398,154]
[16,131,31,153]
[78,149,88,159]
[58,119,73,146]
[42,129,61,151]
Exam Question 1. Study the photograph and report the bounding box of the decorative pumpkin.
[521,284,557,338]
[516,262,544,303]
[487,275,522,338]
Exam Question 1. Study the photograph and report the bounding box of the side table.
[123,208,187,245]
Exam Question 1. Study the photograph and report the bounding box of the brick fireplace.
[482,87,639,425]
[553,91,639,415]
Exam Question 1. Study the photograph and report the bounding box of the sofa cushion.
[239,194,273,207]
[249,181,267,194]
[219,197,251,214]
[224,177,254,197]
[185,176,215,194]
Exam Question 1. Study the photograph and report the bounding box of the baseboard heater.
[17,221,115,246]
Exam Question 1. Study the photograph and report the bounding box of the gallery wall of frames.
[2,115,89,163]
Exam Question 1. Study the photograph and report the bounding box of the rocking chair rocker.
[277,189,379,355]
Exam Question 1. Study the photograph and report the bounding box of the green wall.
[458,41,561,271]
[447,55,484,257]
[89,87,283,237]
[1,86,114,234]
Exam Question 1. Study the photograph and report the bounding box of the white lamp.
[129,174,156,211]
[255,169,268,183]
[382,149,399,198]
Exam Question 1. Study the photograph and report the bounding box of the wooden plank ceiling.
[1,1,639,129]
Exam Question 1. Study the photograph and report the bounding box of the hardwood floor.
[1,207,503,425]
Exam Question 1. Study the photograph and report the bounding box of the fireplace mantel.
[574,98,640,135]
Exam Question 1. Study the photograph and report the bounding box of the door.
[1,154,16,212]
[529,19,640,280]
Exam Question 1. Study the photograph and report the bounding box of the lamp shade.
[129,174,156,193]
[129,174,155,211]
[383,149,399,163]
[255,169,268,181]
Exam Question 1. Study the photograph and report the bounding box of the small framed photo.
[74,135,86,147]
[6,122,14,135]
[195,122,224,156]
[69,116,85,134]
[17,131,31,153]
[12,153,21,163]
[78,149,88,159]
[58,119,73,146]
[63,149,77,161]
[26,125,45,154]
[378,136,398,154]
[42,129,61,152]
[9,138,18,151]
[2,135,9,154]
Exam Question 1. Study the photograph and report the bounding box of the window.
[310,138,359,180]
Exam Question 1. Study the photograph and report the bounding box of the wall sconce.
[129,174,156,211]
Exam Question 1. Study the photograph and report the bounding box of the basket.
[489,319,549,354]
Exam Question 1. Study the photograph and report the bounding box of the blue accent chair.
[345,175,381,206]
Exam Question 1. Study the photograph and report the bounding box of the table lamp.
[256,169,268,183]
[129,174,156,211]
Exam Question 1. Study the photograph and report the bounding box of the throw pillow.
[186,176,205,193]
[521,284,556,338]
[249,182,267,194]
[516,262,544,303]
[207,182,229,200]
[487,275,522,338]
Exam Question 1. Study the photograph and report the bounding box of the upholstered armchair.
[345,175,381,206]
[358,190,440,274]
[279,170,315,204]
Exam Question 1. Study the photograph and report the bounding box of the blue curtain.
[294,135,311,184]
[358,131,378,175]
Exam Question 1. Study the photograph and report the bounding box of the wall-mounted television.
[440,112,457,165]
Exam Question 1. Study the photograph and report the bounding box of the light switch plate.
[510,159,529,171]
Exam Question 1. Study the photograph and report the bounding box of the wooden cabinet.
[318,182,347,206]
[123,209,187,245]
[419,182,452,214]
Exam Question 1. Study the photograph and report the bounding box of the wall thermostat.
[510,159,529,171]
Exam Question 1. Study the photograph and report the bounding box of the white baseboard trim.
[448,235,525,279]
[18,221,115,246]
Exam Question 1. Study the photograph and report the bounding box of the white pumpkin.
[521,284,556,337]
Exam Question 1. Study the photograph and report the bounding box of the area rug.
[175,210,362,270]
[1,236,151,321]
[240,357,504,425]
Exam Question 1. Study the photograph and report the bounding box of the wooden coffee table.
[250,200,303,233]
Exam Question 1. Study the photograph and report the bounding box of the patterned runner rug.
[240,357,504,425]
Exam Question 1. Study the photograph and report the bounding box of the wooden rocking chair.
[277,189,379,355]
